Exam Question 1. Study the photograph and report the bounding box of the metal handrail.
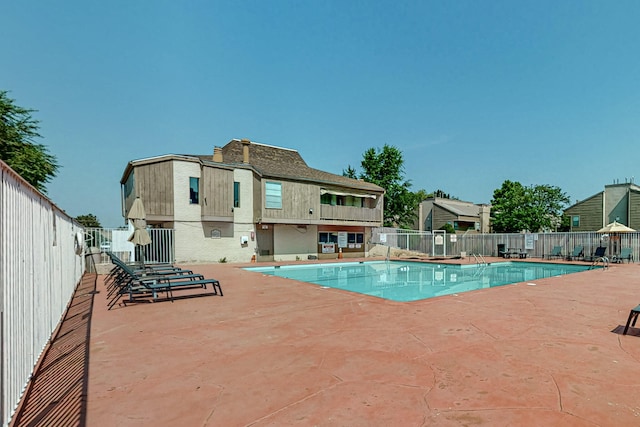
[472,253,487,266]
[590,256,609,270]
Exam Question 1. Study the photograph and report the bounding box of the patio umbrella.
[127,197,152,263]
[127,196,147,221]
[597,221,635,257]
[128,219,152,246]
[597,221,636,233]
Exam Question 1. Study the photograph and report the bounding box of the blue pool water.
[245,261,594,302]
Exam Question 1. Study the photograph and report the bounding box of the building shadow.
[10,273,97,427]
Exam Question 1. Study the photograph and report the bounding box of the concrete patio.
[11,257,640,426]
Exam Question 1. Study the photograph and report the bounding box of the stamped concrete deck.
[13,257,640,426]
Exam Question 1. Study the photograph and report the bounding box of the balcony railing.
[320,204,382,223]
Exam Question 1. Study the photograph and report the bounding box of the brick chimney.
[241,139,250,163]
[213,146,223,162]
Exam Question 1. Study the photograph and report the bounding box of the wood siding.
[319,205,382,223]
[565,193,603,231]
[261,180,318,221]
[261,179,383,224]
[630,190,640,230]
[253,173,262,220]
[201,166,234,218]
[133,161,174,217]
[432,206,457,230]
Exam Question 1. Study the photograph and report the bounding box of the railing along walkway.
[9,273,97,427]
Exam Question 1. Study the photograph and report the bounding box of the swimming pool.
[245,261,595,302]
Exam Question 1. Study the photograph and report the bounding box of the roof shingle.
[196,139,384,193]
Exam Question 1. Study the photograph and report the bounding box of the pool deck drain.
[15,257,640,426]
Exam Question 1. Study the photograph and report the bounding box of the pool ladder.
[590,256,609,270]
[472,253,487,266]
[471,253,487,277]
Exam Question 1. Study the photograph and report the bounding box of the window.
[189,177,199,204]
[265,181,282,209]
[124,174,135,199]
[320,193,364,207]
[234,182,240,208]
[320,232,363,245]
[345,196,363,207]
[319,232,338,244]
[572,215,580,227]
[347,233,364,244]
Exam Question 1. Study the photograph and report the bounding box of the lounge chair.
[106,266,202,301]
[584,246,607,262]
[566,245,584,261]
[107,263,207,309]
[546,246,563,260]
[106,251,184,275]
[107,258,223,309]
[105,252,202,299]
[623,304,640,335]
[612,248,633,264]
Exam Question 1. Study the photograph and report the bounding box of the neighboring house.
[564,181,640,231]
[120,139,385,263]
[414,197,491,233]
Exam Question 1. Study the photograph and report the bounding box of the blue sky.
[2,1,639,227]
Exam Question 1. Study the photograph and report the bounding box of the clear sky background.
[2,1,639,227]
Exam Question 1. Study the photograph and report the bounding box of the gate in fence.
[84,227,175,265]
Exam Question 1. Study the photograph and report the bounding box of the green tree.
[439,223,455,233]
[414,189,430,202]
[491,180,570,233]
[76,213,102,228]
[528,184,570,232]
[342,165,357,179]
[0,91,59,192]
[356,144,420,228]
[557,214,571,232]
[490,180,529,233]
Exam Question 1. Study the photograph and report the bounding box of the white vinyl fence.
[371,227,640,262]
[0,161,85,426]
[84,227,175,268]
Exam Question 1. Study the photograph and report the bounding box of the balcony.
[320,204,382,224]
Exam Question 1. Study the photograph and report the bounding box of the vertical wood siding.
[126,161,175,218]
[261,180,318,221]
[253,174,262,220]
[630,191,640,230]
[261,180,383,224]
[201,166,233,218]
